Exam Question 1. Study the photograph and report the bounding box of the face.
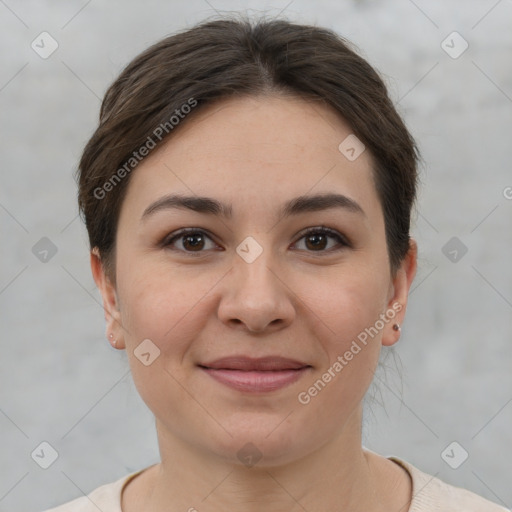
[92,95,416,467]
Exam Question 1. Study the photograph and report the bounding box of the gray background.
[1,0,511,510]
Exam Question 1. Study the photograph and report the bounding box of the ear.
[90,248,125,349]
[381,238,417,347]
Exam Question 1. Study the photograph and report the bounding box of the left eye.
[293,227,348,252]
[163,227,348,254]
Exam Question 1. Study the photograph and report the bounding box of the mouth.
[198,356,312,393]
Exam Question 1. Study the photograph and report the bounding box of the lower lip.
[200,367,310,393]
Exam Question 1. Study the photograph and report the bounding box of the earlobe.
[381,239,418,347]
[90,248,125,349]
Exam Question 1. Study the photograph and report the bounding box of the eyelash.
[161,226,350,256]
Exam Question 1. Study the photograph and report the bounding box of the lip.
[198,356,312,393]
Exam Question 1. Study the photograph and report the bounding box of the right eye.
[162,228,219,254]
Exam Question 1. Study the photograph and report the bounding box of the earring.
[108,333,117,347]
[392,323,401,332]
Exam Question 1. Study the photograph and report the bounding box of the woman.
[44,16,507,512]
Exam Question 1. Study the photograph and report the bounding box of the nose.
[217,248,296,334]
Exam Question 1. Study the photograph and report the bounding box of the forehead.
[121,95,380,223]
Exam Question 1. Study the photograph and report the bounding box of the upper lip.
[199,356,310,371]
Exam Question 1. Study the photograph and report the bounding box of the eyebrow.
[141,192,366,222]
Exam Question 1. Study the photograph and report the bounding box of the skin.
[91,94,417,511]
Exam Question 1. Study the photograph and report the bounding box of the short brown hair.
[77,15,419,280]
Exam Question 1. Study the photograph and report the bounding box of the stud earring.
[108,333,117,347]
[392,323,401,332]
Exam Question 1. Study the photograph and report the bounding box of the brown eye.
[293,227,349,253]
[164,229,217,253]
[181,233,206,251]
[163,226,349,256]
[305,232,329,251]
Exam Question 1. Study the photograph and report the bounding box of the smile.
[198,356,312,393]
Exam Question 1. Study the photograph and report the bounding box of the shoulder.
[40,469,145,512]
[389,457,509,512]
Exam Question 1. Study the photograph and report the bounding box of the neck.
[127,407,407,512]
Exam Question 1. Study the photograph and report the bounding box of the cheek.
[298,261,390,341]
[118,265,209,346]
[295,264,389,399]
[116,265,210,419]
[294,284,385,430]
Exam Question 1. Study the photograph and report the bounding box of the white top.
[42,457,509,511]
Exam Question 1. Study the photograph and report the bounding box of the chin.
[201,417,318,468]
